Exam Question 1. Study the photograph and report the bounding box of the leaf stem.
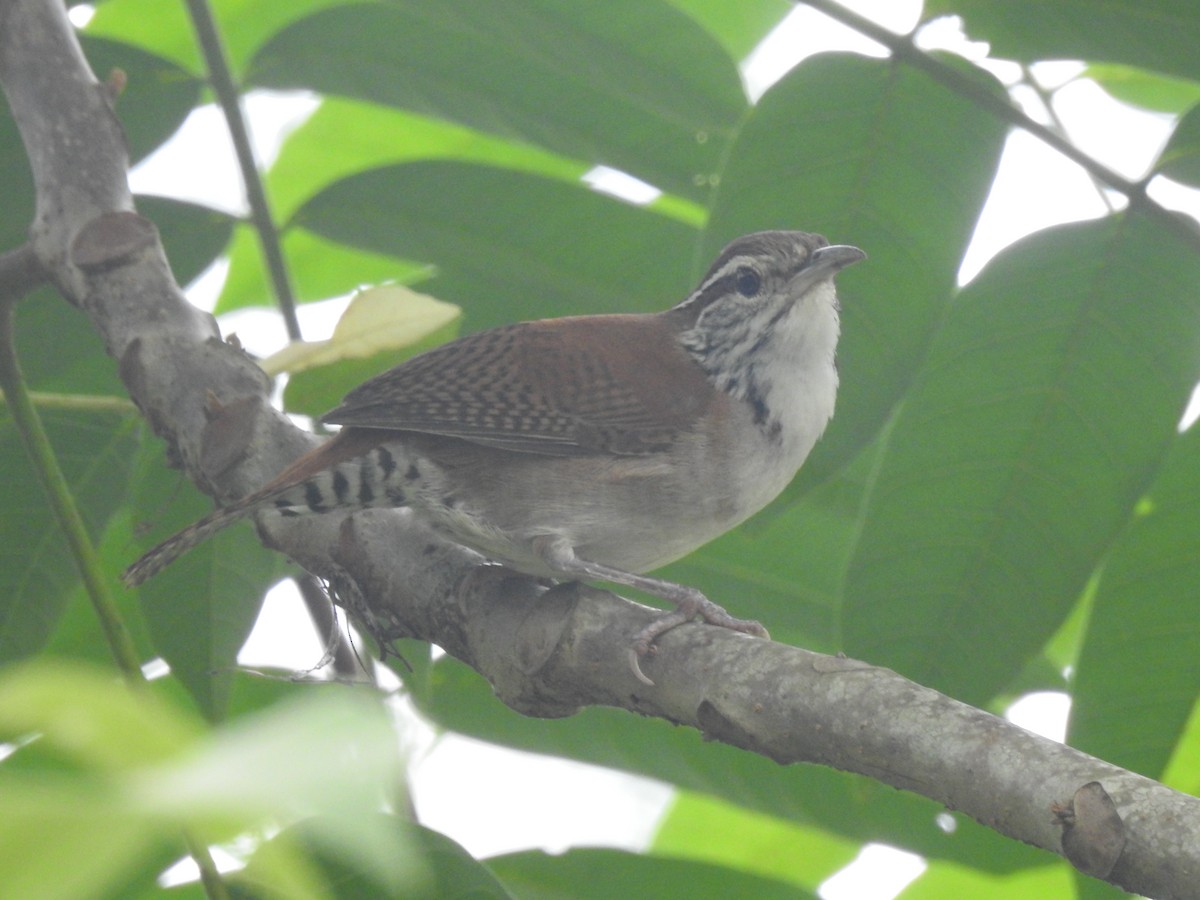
[0,390,138,414]
[801,0,1200,250]
[0,299,144,682]
[184,0,302,340]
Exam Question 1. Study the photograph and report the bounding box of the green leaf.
[13,289,126,396]
[667,0,791,61]
[489,847,815,899]
[140,196,236,288]
[0,296,143,665]
[0,410,139,663]
[1068,426,1200,779]
[1086,64,1200,115]
[295,161,700,330]
[127,435,288,721]
[1156,101,1200,188]
[0,776,166,900]
[899,859,1073,898]
[217,224,431,315]
[85,0,349,74]
[844,213,1200,704]
[80,36,202,164]
[277,285,463,418]
[133,686,409,885]
[0,664,408,900]
[654,791,858,891]
[0,92,35,250]
[245,0,746,200]
[242,818,513,900]
[0,658,201,768]
[928,0,1200,84]
[706,52,1009,491]
[268,98,587,222]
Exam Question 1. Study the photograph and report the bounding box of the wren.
[125,231,865,681]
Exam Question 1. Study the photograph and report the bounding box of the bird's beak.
[811,244,867,274]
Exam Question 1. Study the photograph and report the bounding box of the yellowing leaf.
[262,285,461,376]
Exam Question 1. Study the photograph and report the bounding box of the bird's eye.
[734,266,762,297]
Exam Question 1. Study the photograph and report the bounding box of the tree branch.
[3,0,1199,895]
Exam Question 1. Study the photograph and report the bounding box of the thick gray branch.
[1,1,1198,895]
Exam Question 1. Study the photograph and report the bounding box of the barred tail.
[122,500,262,587]
[122,429,409,587]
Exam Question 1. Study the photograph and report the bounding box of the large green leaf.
[927,0,1200,84]
[0,664,408,900]
[706,52,1009,492]
[139,196,236,288]
[85,0,347,74]
[217,96,583,313]
[269,98,586,222]
[12,290,126,397]
[1068,425,1200,779]
[127,435,289,721]
[0,407,139,662]
[844,213,1200,704]
[668,0,791,61]
[217,224,431,315]
[900,860,1073,898]
[79,36,202,165]
[245,818,513,899]
[1087,64,1200,116]
[488,847,814,899]
[1157,101,1200,189]
[0,295,141,664]
[295,161,700,330]
[0,93,36,251]
[654,791,858,891]
[245,0,747,201]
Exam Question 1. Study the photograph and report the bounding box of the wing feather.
[322,315,712,457]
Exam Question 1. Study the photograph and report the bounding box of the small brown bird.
[125,231,864,678]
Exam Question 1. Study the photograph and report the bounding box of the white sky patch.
[1006,692,1072,744]
[741,1,922,100]
[819,843,926,900]
[582,165,662,205]
[411,733,673,858]
[130,91,319,215]
[67,3,95,28]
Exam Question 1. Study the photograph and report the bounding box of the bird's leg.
[533,536,769,685]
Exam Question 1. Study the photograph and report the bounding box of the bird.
[124,231,864,681]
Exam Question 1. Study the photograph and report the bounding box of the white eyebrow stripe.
[675,254,762,310]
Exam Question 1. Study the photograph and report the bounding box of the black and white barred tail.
[122,436,410,587]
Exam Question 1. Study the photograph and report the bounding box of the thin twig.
[0,390,138,414]
[296,573,371,681]
[183,0,301,340]
[1018,63,1118,214]
[801,0,1200,250]
[0,300,144,681]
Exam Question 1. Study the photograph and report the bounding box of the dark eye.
[734,266,762,297]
